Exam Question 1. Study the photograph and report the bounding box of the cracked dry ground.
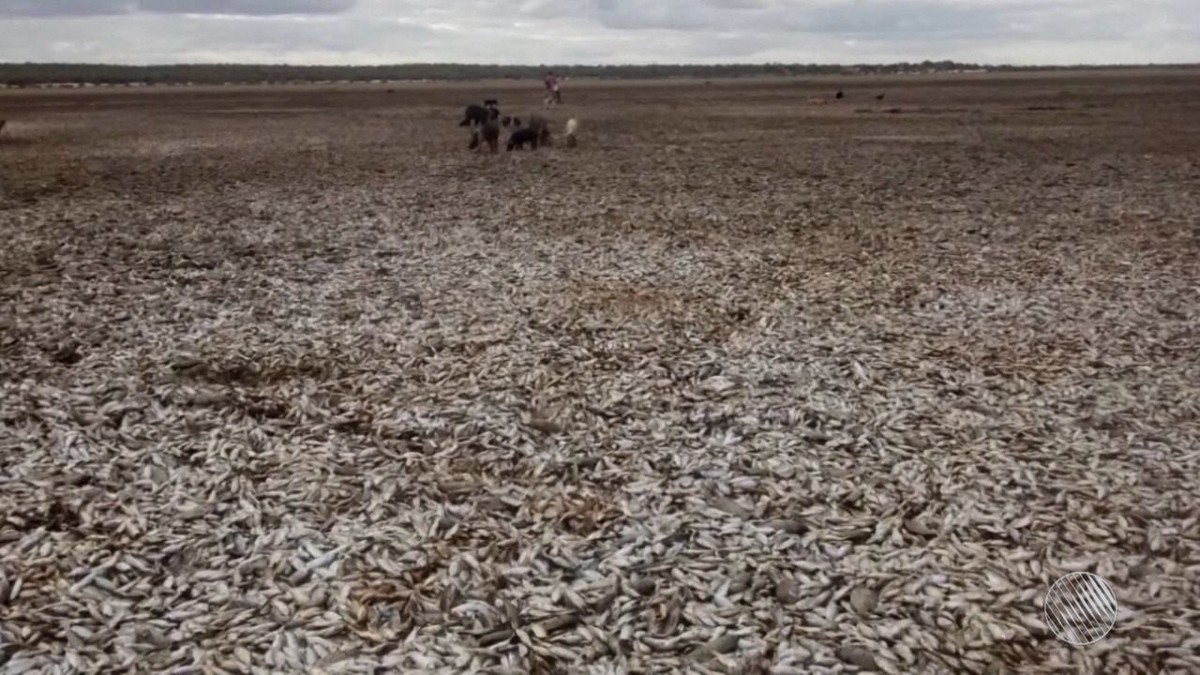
[1,72,1198,673]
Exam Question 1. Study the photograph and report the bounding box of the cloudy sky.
[0,0,1196,66]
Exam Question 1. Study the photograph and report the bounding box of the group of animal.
[458,100,576,153]
[835,90,886,101]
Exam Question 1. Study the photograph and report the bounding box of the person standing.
[544,70,561,105]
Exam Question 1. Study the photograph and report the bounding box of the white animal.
[564,118,578,147]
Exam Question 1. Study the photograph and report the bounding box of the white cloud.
[0,1,355,17]
[0,0,1195,65]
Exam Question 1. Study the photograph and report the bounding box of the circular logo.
[1044,572,1118,645]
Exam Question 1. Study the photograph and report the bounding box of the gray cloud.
[0,0,354,17]
[0,0,132,16]
[0,0,1196,65]
[582,0,1133,40]
[138,0,356,15]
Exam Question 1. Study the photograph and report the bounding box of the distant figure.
[876,93,885,101]
[501,115,513,127]
[835,90,844,100]
[544,71,562,106]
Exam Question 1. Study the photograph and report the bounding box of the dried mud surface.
[2,72,1199,673]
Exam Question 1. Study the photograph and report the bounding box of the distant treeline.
[0,61,1192,86]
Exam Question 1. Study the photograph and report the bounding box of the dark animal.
[835,90,844,99]
[459,103,489,127]
[511,116,521,127]
[875,94,885,101]
[507,127,540,151]
[501,115,512,127]
[479,120,500,153]
[484,99,500,121]
[527,114,552,146]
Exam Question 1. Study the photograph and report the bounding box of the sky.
[0,0,1196,66]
